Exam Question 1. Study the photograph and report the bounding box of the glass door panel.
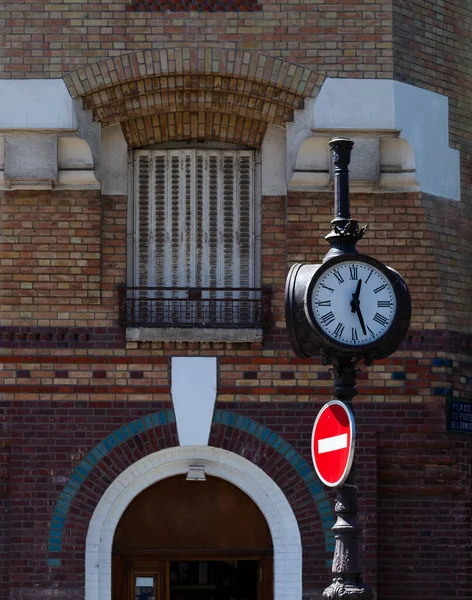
[130,570,163,600]
[135,575,156,600]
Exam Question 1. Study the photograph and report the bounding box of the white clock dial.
[311,261,396,346]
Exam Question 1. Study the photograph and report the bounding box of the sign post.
[320,359,371,600]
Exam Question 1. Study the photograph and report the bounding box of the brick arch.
[47,409,334,569]
[64,47,324,147]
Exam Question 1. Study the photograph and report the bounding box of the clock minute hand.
[356,304,367,336]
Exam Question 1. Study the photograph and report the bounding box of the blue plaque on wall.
[446,398,472,434]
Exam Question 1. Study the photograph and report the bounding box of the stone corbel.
[378,138,418,190]
[288,132,419,193]
[288,137,330,191]
[56,137,100,190]
[0,133,99,191]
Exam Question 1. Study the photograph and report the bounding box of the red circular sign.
[311,400,355,487]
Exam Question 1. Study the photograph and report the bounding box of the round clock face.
[309,260,397,347]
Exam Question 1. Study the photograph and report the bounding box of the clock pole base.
[323,578,373,600]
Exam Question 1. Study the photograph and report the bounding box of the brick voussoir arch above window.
[64,47,324,147]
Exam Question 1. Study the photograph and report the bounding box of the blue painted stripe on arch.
[260,427,271,442]
[212,410,334,555]
[47,410,176,560]
[143,415,153,430]
[48,558,61,567]
[242,417,252,431]
[48,408,334,562]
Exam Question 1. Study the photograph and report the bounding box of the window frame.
[126,141,262,292]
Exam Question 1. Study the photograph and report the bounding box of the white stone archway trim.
[85,446,302,600]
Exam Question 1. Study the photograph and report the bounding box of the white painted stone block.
[261,124,287,196]
[4,134,57,188]
[171,357,217,446]
[0,79,76,129]
[313,78,460,200]
[314,79,395,130]
[102,124,128,196]
[348,137,380,183]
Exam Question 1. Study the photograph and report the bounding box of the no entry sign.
[311,400,356,487]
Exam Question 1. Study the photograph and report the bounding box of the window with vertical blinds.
[134,148,255,291]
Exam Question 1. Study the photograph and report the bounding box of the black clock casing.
[285,253,411,363]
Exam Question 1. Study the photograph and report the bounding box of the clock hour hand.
[351,279,362,310]
[351,279,367,336]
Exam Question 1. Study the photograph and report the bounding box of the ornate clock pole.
[285,138,412,600]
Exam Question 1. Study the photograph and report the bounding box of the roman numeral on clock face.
[373,312,388,326]
[333,323,345,337]
[349,266,358,280]
[351,327,358,341]
[316,300,331,307]
[378,300,392,307]
[333,270,344,284]
[374,284,387,294]
[320,311,336,326]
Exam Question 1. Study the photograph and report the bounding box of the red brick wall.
[0,193,124,328]
[0,443,9,600]
[2,189,472,400]
[0,401,470,598]
[1,177,472,597]
[377,424,472,598]
[0,192,103,321]
[0,3,394,78]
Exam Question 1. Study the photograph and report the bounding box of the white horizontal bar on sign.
[318,433,348,454]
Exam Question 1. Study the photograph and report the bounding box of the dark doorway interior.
[113,476,273,600]
[170,560,258,600]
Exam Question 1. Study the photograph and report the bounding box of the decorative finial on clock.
[324,138,367,261]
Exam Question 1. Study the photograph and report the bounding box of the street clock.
[285,138,411,365]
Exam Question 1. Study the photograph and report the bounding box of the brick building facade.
[0,1,471,599]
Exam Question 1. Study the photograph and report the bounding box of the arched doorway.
[112,475,273,600]
[84,446,302,600]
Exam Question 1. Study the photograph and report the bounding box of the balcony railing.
[118,286,272,329]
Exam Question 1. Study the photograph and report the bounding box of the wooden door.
[113,475,272,553]
[114,558,272,600]
[112,476,273,600]
[113,557,167,600]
